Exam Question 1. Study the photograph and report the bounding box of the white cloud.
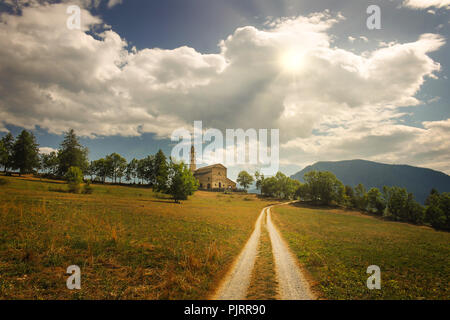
[403,0,450,9]
[39,147,57,154]
[0,4,448,173]
[107,0,122,8]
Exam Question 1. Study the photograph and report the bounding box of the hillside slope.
[291,159,450,204]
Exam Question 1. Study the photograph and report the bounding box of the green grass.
[0,175,274,299]
[272,204,450,299]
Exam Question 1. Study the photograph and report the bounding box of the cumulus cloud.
[39,147,58,154]
[403,0,450,10]
[0,4,448,172]
[107,0,122,8]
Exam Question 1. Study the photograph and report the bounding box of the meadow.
[272,204,450,299]
[0,175,274,299]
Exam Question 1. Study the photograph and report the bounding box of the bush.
[68,183,81,194]
[0,178,8,186]
[82,181,93,194]
[65,166,83,194]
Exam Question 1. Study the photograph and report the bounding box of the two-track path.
[213,202,314,300]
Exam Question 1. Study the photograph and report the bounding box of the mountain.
[291,159,450,204]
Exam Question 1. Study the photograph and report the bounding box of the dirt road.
[213,207,266,299]
[266,205,314,300]
[213,202,314,300]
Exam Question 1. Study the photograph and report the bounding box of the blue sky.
[0,0,449,178]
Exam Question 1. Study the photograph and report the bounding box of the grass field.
[272,203,450,300]
[0,175,274,299]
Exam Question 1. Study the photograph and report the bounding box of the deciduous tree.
[167,160,198,203]
[237,170,254,191]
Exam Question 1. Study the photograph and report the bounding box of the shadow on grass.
[14,176,65,185]
[288,201,402,225]
[290,201,341,210]
[135,198,176,204]
[47,187,68,193]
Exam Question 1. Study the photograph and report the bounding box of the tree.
[261,176,278,197]
[0,133,15,173]
[295,182,309,200]
[344,185,355,208]
[57,129,89,176]
[382,186,424,224]
[136,158,147,184]
[254,171,264,191]
[65,166,83,193]
[105,153,127,183]
[167,159,198,203]
[288,179,301,200]
[237,171,254,191]
[303,171,344,205]
[140,155,156,185]
[125,158,138,183]
[11,130,40,176]
[354,183,368,211]
[0,141,7,172]
[405,194,425,225]
[91,158,108,183]
[86,161,96,181]
[367,187,385,215]
[41,151,59,176]
[383,186,408,220]
[154,150,168,192]
[425,190,450,230]
[260,172,300,199]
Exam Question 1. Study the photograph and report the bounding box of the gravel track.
[213,202,314,300]
[266,205,314,300]
[213,207,266,300]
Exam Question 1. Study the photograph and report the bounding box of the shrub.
[82,181,93,194]
[65,166,83,194]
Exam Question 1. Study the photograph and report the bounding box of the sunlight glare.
[281,50,304,72]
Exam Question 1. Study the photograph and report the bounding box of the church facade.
[190,146,237,190]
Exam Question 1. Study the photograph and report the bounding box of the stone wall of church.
[195,166,236,190]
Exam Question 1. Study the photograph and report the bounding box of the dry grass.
[0,175,274,299]
[272,203,450,300]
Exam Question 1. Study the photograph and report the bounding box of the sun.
[281,50,304,72]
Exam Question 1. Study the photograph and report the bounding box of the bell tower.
[190,145,196,172]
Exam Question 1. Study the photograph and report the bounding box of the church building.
[190,146,237,190]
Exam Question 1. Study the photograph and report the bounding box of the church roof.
[195,163,226,172]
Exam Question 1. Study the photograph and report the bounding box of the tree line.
[0,129,198,202]
[2,129,448,220]
[236,169,449,231]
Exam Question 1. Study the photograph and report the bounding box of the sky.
[0,0,449,179]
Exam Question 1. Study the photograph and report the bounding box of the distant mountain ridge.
[291,159,450,204]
